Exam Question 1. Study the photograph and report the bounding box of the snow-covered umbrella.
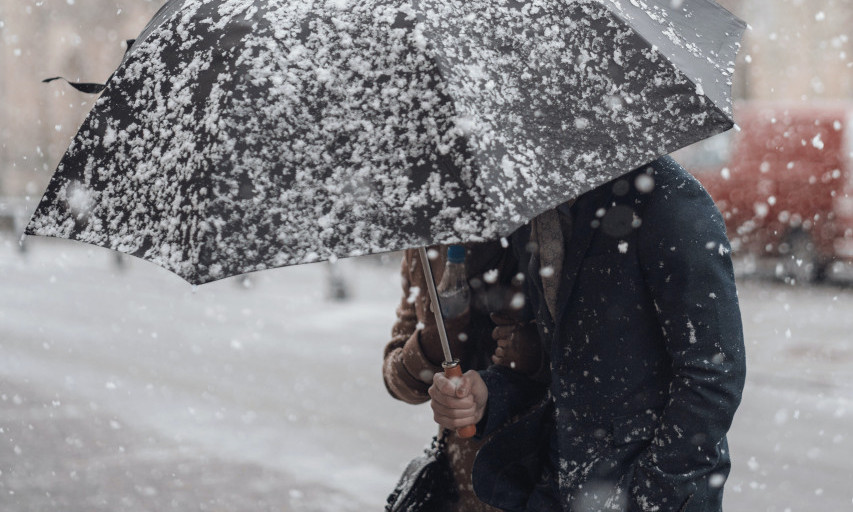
[25,0,745,285]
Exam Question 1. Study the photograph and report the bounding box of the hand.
[428,370,488,430]
[490,313,541,375]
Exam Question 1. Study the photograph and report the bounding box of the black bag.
[386,430,459,512]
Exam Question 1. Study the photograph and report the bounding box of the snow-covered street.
[1,236,852,511]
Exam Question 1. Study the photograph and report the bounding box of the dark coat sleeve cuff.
[478,365,548,438]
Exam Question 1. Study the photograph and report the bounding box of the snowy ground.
[1,236,852,511]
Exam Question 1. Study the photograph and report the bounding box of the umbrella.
[25,0,746,285]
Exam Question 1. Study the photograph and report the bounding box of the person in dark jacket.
[428,157,747,512]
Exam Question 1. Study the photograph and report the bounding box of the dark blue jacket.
[473,157,746,512]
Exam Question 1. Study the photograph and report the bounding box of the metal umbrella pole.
[418,246,476,438]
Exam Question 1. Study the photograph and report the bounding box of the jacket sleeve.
[382,250,471,404]
[633,160,747,509]
[382,253,441,404]
[478,364,548,438]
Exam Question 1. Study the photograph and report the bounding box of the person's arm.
[633,161,747,507]
[382,252,438,404]
[477,227,550,436]
[382,250,470,404]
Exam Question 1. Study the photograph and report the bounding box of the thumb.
[455,374,472,398]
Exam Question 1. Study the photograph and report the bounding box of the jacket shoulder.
[645,156,712,202]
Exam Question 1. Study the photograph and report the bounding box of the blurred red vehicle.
[675,101,853,282]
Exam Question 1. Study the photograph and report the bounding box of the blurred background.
[1,1,852,511]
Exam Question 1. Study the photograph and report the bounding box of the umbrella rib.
[599,0,746,116]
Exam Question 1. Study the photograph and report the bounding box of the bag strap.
[433,428,453,453]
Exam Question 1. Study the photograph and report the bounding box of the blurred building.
[731,0,853,101]
[0,0,852,199]
[0,0,163,198]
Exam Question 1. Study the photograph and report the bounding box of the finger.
[431,398,476,418]
[431,373,459,397]
[429,391,475,416]
[429,379,475,407]
[490,312,515,326]
[492,325,515,341]
[494,346,506,358]
[461,370,485,399]
[434,413,477,429]
[492,325,516,338]
[431,402,478,427]
[455,374,472,398]
[491,354,501,365]
[428,381,454,404]
[446,374,465,393]
[433,412,476,429]
[496,341,514,355]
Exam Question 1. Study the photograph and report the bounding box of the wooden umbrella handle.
[442,360,477,439]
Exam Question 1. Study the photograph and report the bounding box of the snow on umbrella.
[25,0,745,285]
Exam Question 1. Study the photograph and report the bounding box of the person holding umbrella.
[429,157,747,512]
[383,241,545,512]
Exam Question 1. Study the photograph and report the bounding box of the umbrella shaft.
[418,246,454,364]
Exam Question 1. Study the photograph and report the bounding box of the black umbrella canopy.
[26,0,745,284]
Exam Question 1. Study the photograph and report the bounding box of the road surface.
[1,236,851,511]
